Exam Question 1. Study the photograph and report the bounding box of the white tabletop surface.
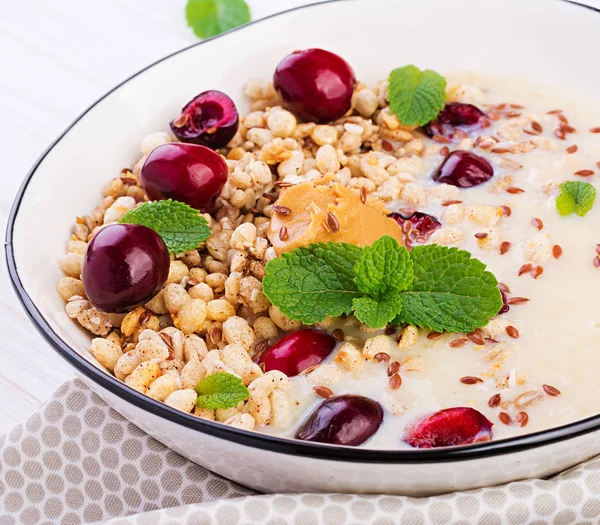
[2,0,599,436]
[0,0,308,435]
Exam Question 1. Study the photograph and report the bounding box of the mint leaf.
[195,372,249,409]
[556,181,596,217]
[186,0,250,39]
[388,65,447,127]
[354,235,413,296]
[396,245,502,333]
[263,242,362,325]
[353,293,402,329]
[119,199,211,254]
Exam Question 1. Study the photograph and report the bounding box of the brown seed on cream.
[272,205,292,215]
[374,352,390,362]
[427,331,443,340]
[460,376,483,385]
[326,212,340,232]
[449,338,468,348]
[575,169,595,177]
[313,386,334,399]
[516,412,529,427]
[360,186,367,204]
[594,256,600,269]
[381,139,394,152]
[475,232,488,239]
[499,412,512,425]
[442,200,463,206]
[500,205,512,217]
[467,330,485,346]
[554,128,566,140]
[507,297,530,305]
[498,282,511,294]
[500,242,511,255]
[543,384,561,396]
[439,146,450,156]
[590,127,600,133]
[566,145,578,154]
[531,266,544,279]
[506,187,525,194]
[488,394,501,408]
[160,332,173,348]
[506,326,520,339]
[553,245,563,259]
[518,263,532,276]
[531,121,543,133]
[279,225,289,241]
[531,218,543,230]
[332,329,345,342]
[389,373,402,390]
[387,361,400,376]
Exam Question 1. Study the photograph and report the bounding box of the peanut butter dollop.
[267,182,404,254]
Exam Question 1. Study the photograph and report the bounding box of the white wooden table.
[0,0,307,435]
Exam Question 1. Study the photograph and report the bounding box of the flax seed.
[506,326,519,338]
[467,330,485,346]
[360,186,367,204]
[121,177,138,186]
[590,127,600,133]
[140,311,151,326]
[531,121,543,133]
[531,266,544,279]
[381,139,394,152]
[160,332,173,348]
[492,148,510,154]
[374,352,390,362]
[427,331,443,340]
[402,220,412,234]
[547,110,563,115]
[387,361,400,376]
[500,242,511,255]
[566,145,578,154]
[449,338,468,348]
[326,212,340,232]
[274,180,294,188]
[542,384,561,396]
[439,146,450,156]
[552,245,563,259]
[516,412,529,427]
[432,134,451,144]
[441,200,462,207]
[279,225,289,241]
[554,128,566,140]
[575,170,594,177]
[593,256,600,268]
[507,297,530,305]
[209,326,222,345]
[558,114,569,124]
[475,232,488,239]
[518,263,532,276]
[561,124,577,133]
[499,412,512,425]
[385,326,397,336]
[506,187,525,194]
[313,386,334,399]
[498,282,511,294]
[332,328,345,342]
[299,364,320,375]
[272,205,292,215]
[488,394,501,408]
[500,205,512,217]
[531,218,543,230]
[596,244,600,255]
[460,376,483,385]
[254,339,269,356]
[389,373,402,390]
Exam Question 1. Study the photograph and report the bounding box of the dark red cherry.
[170,90,239,150]
[82,224,170,313]
[140,143,228,212]
[258,329,336,377]
[433,150,494,188]
[296,395,383,446]
[424,102,487,140]
[390,211,441,239]
[273,48,356,123]
[498,290,510,315]
[404,407,493,448]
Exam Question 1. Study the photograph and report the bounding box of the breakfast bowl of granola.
[6,0,600,495]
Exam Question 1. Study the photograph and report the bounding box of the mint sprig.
[119,199,211,254]
[263,236,502,332]
[186,0,250,39]
[388,65,447,127]
[195,372,249,410]
[556,181,596,217]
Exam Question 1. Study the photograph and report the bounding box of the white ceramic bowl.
[6,0,600,495]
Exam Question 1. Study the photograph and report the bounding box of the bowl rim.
[6,0,600,464]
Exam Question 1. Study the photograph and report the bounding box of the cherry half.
[404,407,493,448]
[82,224,170,313]
[140,143,229,212]
[170,90,239,150]
[296,395,383,446]
[258,329,336,377]
[424,102,487,141]
[433,150,494,188]
[273,48,356,123]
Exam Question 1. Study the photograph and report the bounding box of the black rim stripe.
[5,0,600,464]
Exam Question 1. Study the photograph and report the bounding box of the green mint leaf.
[263,242,362,325]
[396,245,502,333]
[353,293,402,329]
[354,235,413,296]
[556,181,596,217]
[186,0,250,39]
[388,65,447,127]
[119,199,211,254]
[195,372,249,410]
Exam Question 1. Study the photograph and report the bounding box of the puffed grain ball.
[253,317,279,341]
[206,273,228,294]
[353,88,379,117]
[230,223,257,250]
[77,307,112,336]
[334,342,364,372]
[164,389,198,413]
[243,111,266,128]
[114,350,142,381]
[244,78,276,100]
[398,325,418,349]
[362,335,396,360]
[181,359,206,389]
[140,131,171,155]
[175,299,207,334]
[58,277,85,301]
[127,361,160,393]
[163,284,190,314]
[206,299,236,322]
[121,306,145,337]
[189,267,208,283]
[194,407,216,421]
[267,108,297,138]
[222,316,256,350]
[311,125,338,146]
[67,240,88,254]
[216,406,240,422]
[467,204,502,227]
[269,305,302,332]
[277,150,304,178]
[427,183,460,202]
[247,160,273,187]
[144,289,168,315]
[429,227,464,246]
[189,282,215,303]
[387,157,423,176]
[60,252,83,278]
[167,260,189,284]
[247,128,273,147]
[103,196,136,224]
[360,155,389,186]
[90,338,123,372]
[400,183,428,207]
[183,333,208,361]
[339,131,363,153]
[316,144,340,174]
[441,204,465,225]
[306,363,343,386]
[269,389,291,428]
[146,374,179,401]
[225,413,255,430]
[522,233,553,263]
